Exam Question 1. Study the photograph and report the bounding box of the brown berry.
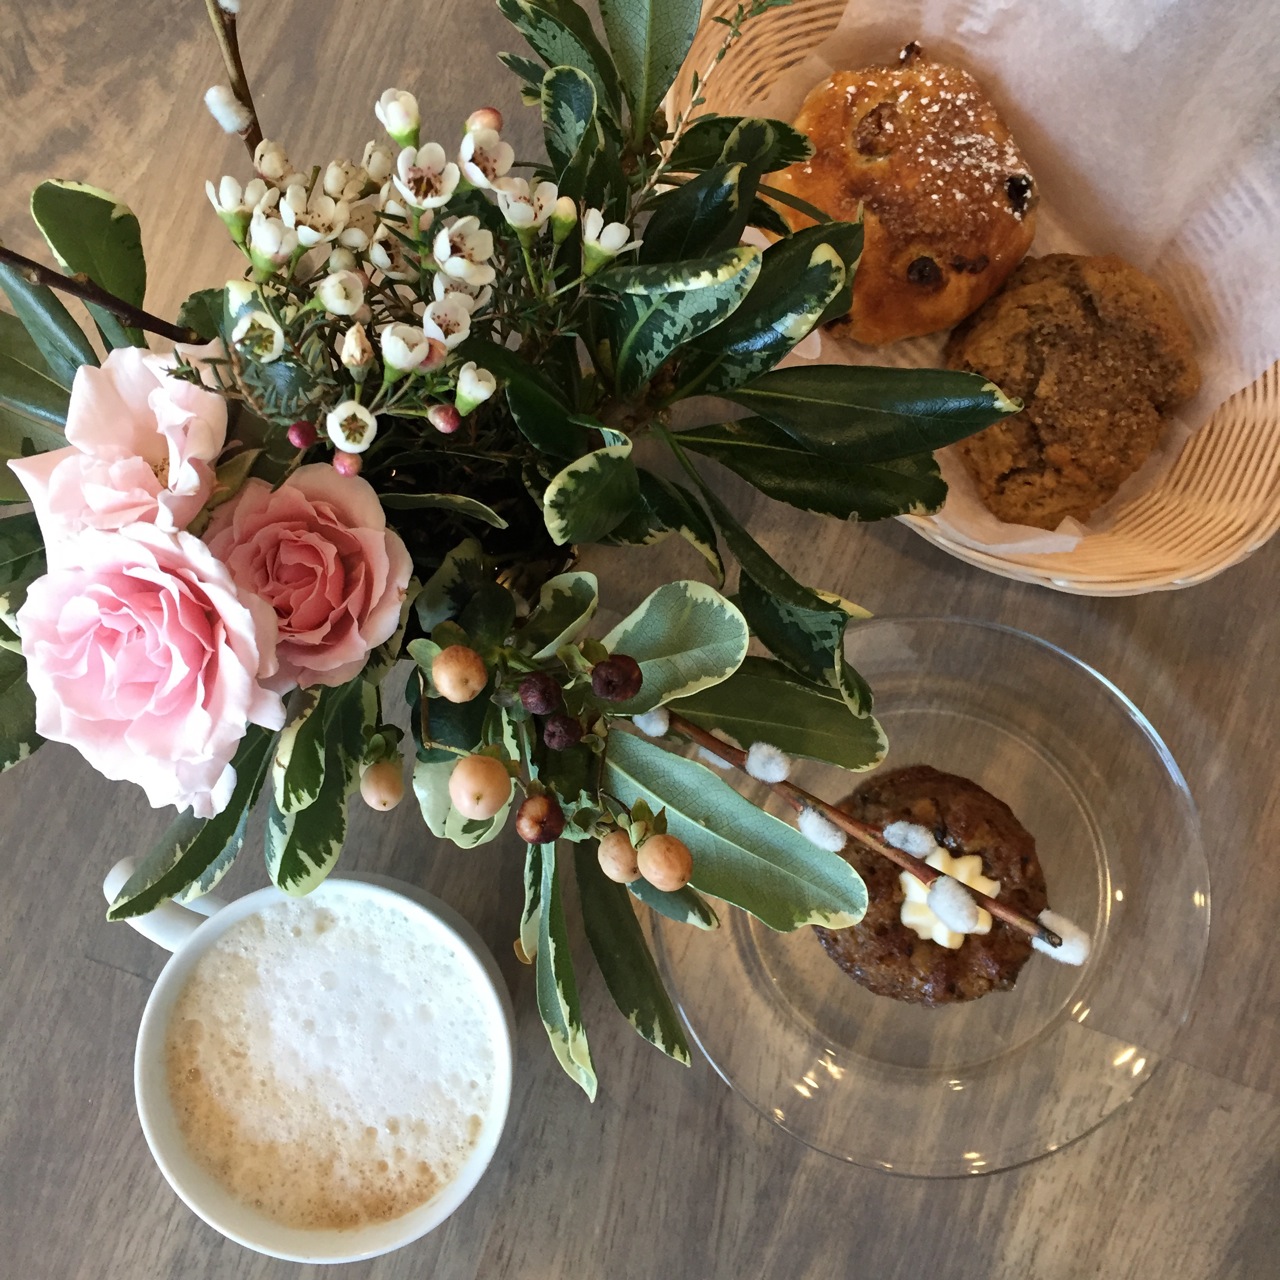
[637,834,693,892]
[432,644,487,703]
[448,754,511,820]
[591,654,643,702]
[542,713,583,751]
[597,830,641,883]
[360,758,405,811]
[518,671,562,715]
[515,794,566,844]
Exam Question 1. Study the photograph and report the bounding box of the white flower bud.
[323,159,364,202]
[314,270,365,316]
[361,140,395,185]
[327,246,358,274]
[325,400,378,453]
[231,309,285,363]
[465,107,504,134]
[253,138,294,186]
[380,322,433,376]
[455,362,496,415]
[422,296,471,350]
[745,742,791,784]
[247,207,298,275]
[204,85,252,134]
[550,195,578,245]
[581,208,642,275]
[339,323,374,372]
[375,88,421,149]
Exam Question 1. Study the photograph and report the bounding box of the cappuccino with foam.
[164,895,498,1231]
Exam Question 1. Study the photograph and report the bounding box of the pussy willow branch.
[203,0,263,157]
[665,712,1063,948]
[0,245,202,344]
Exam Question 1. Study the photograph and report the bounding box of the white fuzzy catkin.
[632,707,670,738]
[204,85,252,134]
[217,0,241,12]
[1032,909,1092,966]
[927,877,981,934]
[744,742,791,784]
[882,820,937,857]
[797,807,847,853]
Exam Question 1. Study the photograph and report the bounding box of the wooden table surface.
[2,2,1277,1277]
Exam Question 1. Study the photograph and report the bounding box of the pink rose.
[9,346,227,553]
[205,464,413,689]
[16,524,285,818]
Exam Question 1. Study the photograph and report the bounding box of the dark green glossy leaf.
[597,246,761,394]
[380,492,508,528]
[574,845,690,1063]
[0,512,47,626]
[506,375,592,458]
[458,580,517,652]
[0,647,41,772]
[603,731,867,930]
[536,842,597,1096]
[0,312,71,426]
[747,195,793,238]
[176,287,226,341]
[666,114,813,173]
[640,163,747,263]
[725,364,1021,464]
[30,181,147,347]
[675,417,947,520]
[107,727,274,919]
[0,259,97,387]
[672,656,886,771]
[603,470,724,584]
[598,0,701,142]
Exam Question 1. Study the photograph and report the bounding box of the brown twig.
[203,0,263,158]
[0,244,202,345]
[665,712,1063,949]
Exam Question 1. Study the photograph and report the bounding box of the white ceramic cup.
[103,862,515,1264]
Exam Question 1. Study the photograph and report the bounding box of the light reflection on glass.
[947,1079,965,1092]
[1193,891,1207,908]
[1113,1046,1136,1067]
[1131,1057,1147,1076]
[1114,889,1124,901]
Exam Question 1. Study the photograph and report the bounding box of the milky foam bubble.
[164,895,498,1231]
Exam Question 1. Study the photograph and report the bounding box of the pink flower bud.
[428,404,462,434]
[421,336,449,373]
[332,450,363,476]
[287,420,319,449]
[466,107,504,134]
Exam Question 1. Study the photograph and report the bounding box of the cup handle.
[102,857,228,953]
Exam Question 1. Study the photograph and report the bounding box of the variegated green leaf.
[724,365,1022,464]
[596,246,761,394]
[416,538,488,631]
[541,64,597,173]
[574,844,690,1064]
[271,686,327,814]
[0,312,72,427]
[682,232,850,393]
[363,580,420,685]
[517,570,599,658]
[31,181,148,348]
[666,114,813,174]
[671,657,886,772]
[598,0,700,142]
[603,471,724,585]
[675,417,947,520]
[542,437,640,545]
[497,0,621,120]
[0,513,47,630]
[0,647,40,771]
[107,727,274,919]
[536,842,597,1098]
[265,738,353,896]
[601,579,748,713]
[627,877,719,929]
[517,841,544,964]
[604,732,867,931]
[380,493,508,529]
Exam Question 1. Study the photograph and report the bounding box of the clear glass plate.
[652,618,1210,1177]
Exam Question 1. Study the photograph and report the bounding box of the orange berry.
[637,833,693,892]
[359,758,405,811]
[448,753,511,819]
[432,644,487,703]
[597,830,641,884]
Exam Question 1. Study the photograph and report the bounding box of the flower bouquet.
[0,0,1035,1096]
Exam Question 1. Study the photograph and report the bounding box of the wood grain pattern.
[1,2,1277,1277]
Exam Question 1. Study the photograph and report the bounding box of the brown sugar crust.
[944,253,1201,529]
[770,45,1038,345]
[813,765,1048,1006]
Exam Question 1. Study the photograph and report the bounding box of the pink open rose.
[9,346,227,554]
[16,524,285,818]
[205,464,413,689]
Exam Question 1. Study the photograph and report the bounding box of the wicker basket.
[672,0,1280,596]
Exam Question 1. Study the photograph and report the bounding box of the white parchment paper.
[747,0,1280,553]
